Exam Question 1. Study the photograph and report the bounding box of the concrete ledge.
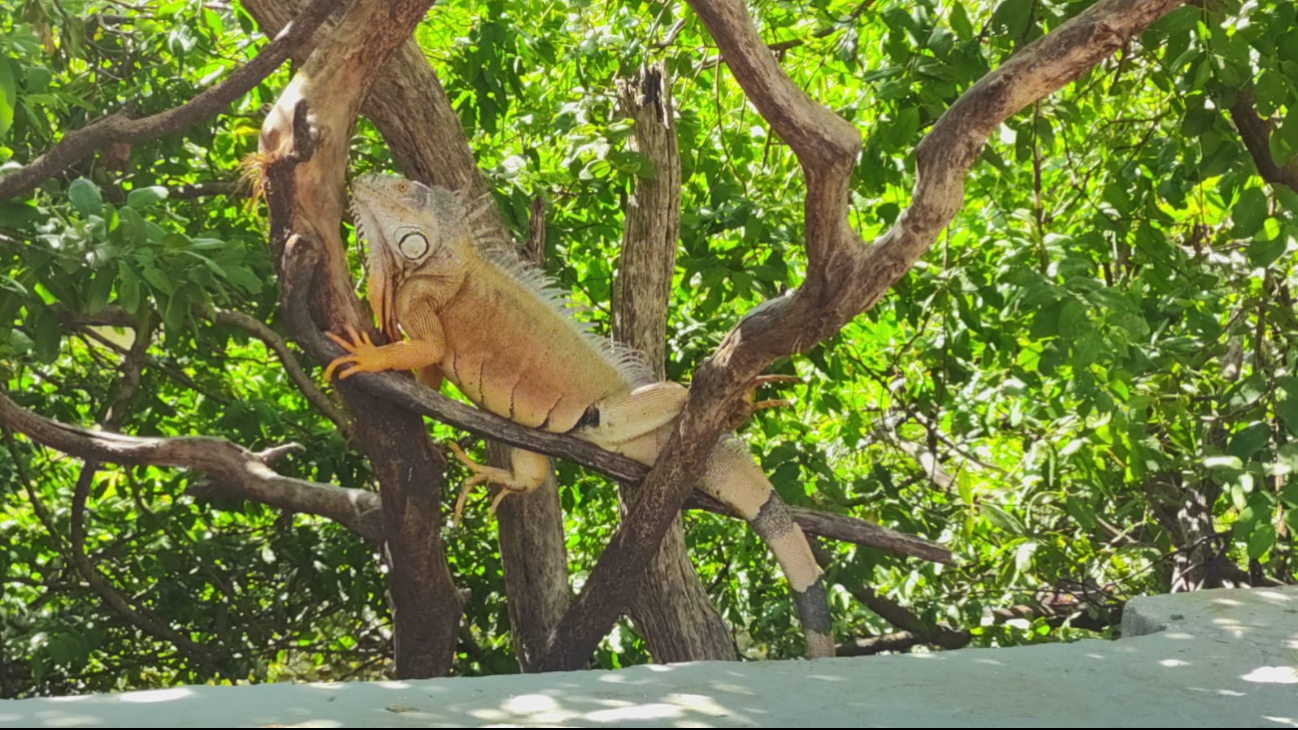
[2,586,1295,727]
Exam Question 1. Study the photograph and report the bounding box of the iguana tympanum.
[324,173,834,658]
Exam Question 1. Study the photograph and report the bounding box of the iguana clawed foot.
[724,374,801,431]
[323,325,385,381]
[445,441,530,527]
[323,324,443,381]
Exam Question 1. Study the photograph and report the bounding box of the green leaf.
[222,266,262,295]
[0,58,14,140]
[141,266,176,296]
[126,186,169,209]
[1228,422,1271,461]
[981,503,1026,536]
[1058,299,1089,339]
[1248,234,1289,268]
[950,2,974,41]
[1232,188,1268,238]
[991,0,1031,38]
[1277,396,1298,437]
[68,178,104,216]
[1247,524,1276,560]
[117,263,141,313]
[1254,71,1288,117]
[31,308,61,363]
[86,269,115,314]
[0,201,41,226]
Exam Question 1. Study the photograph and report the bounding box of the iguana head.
[350,173,470,340]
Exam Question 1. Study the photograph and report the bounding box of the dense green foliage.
[2,0,1296,697]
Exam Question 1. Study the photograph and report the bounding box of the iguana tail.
[702,436,835,659]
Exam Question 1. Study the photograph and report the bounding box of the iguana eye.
[398,231,429,259]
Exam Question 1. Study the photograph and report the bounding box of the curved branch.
[0,0,341,201]
[1228,91,1298,193]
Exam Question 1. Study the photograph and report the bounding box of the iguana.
[324,173,834,659]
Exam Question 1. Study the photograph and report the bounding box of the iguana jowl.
[325,173,834,658]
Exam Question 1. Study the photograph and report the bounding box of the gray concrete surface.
[2,585,1294,727]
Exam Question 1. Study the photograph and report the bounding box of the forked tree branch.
[0,0,341,201]
[257,0,463,679]
[532,0,1188,672]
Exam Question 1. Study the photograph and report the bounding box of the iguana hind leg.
[446,443,548,526]
[724,374,801,431]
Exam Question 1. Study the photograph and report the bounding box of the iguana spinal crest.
[326,173,835,659]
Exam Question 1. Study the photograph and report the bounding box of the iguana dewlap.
[326,173,834,659]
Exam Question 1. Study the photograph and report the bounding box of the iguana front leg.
[323,324,444,380]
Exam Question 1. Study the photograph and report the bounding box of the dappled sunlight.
[1187,687,1247,697]
[1264,716,1298,727]
[1157,659,1190,668]
[117,688,195,704]
[1242,666,1298,685]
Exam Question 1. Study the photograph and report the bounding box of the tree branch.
[0,389,385,541]
[256,0,461,679]
[0,0,341,201]
[65,304,351,438]
[1228,90,1298,193]
[276,235,950,562]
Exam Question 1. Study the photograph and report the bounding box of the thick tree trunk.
[611,65,737,662]
[242,0,574,671]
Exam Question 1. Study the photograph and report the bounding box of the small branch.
[168,180,246,199]
[65,305,351,437]
[0,0,341,201]
[654,17,688,49]
[696,0,877,69]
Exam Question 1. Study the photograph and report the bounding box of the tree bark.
[612,65,737,663]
